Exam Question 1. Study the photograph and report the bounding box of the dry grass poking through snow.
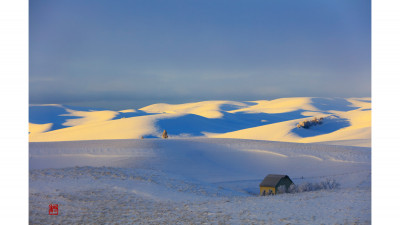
[30,167,370,225]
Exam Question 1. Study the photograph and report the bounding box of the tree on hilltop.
[162,130,168,139]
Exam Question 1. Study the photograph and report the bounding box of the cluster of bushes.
[277,178,340,194]
[296,117,324,129]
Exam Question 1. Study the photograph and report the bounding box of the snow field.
[30,167,370,224]
[30,138,370,224]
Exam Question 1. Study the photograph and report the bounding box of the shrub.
[296,117,324,129]
[319,178,340,189]
[297,182,314,192]
[287,178,340,193]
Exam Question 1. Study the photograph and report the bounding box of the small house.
[260,174,294,195]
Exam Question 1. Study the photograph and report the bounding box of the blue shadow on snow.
[311,98,359,112]
[155,110,308,136]
[291,116,351,138]
[112,110,156,120]
[29,106,82,132]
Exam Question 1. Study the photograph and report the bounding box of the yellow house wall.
[260,187,276,195]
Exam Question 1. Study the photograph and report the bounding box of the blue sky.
[30,0,371,110]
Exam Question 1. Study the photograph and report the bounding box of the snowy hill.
[30,138,370,224]
[29,97,371,147]
[29,98,371,224]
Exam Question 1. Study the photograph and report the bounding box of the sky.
[30,0,371,110]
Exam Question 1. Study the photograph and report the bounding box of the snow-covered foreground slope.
[29,97,371,147]
[30,138,371,224]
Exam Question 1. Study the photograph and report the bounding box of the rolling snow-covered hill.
[29,98,371,224]
[29,97,371,147]
[30,138,370,224]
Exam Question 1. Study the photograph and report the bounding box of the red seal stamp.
[49,204,58,215]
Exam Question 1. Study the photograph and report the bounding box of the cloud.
[29,0,371,109]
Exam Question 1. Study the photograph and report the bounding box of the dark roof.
[259,174,290,187]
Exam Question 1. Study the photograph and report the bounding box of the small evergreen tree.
[162,130,168,139]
